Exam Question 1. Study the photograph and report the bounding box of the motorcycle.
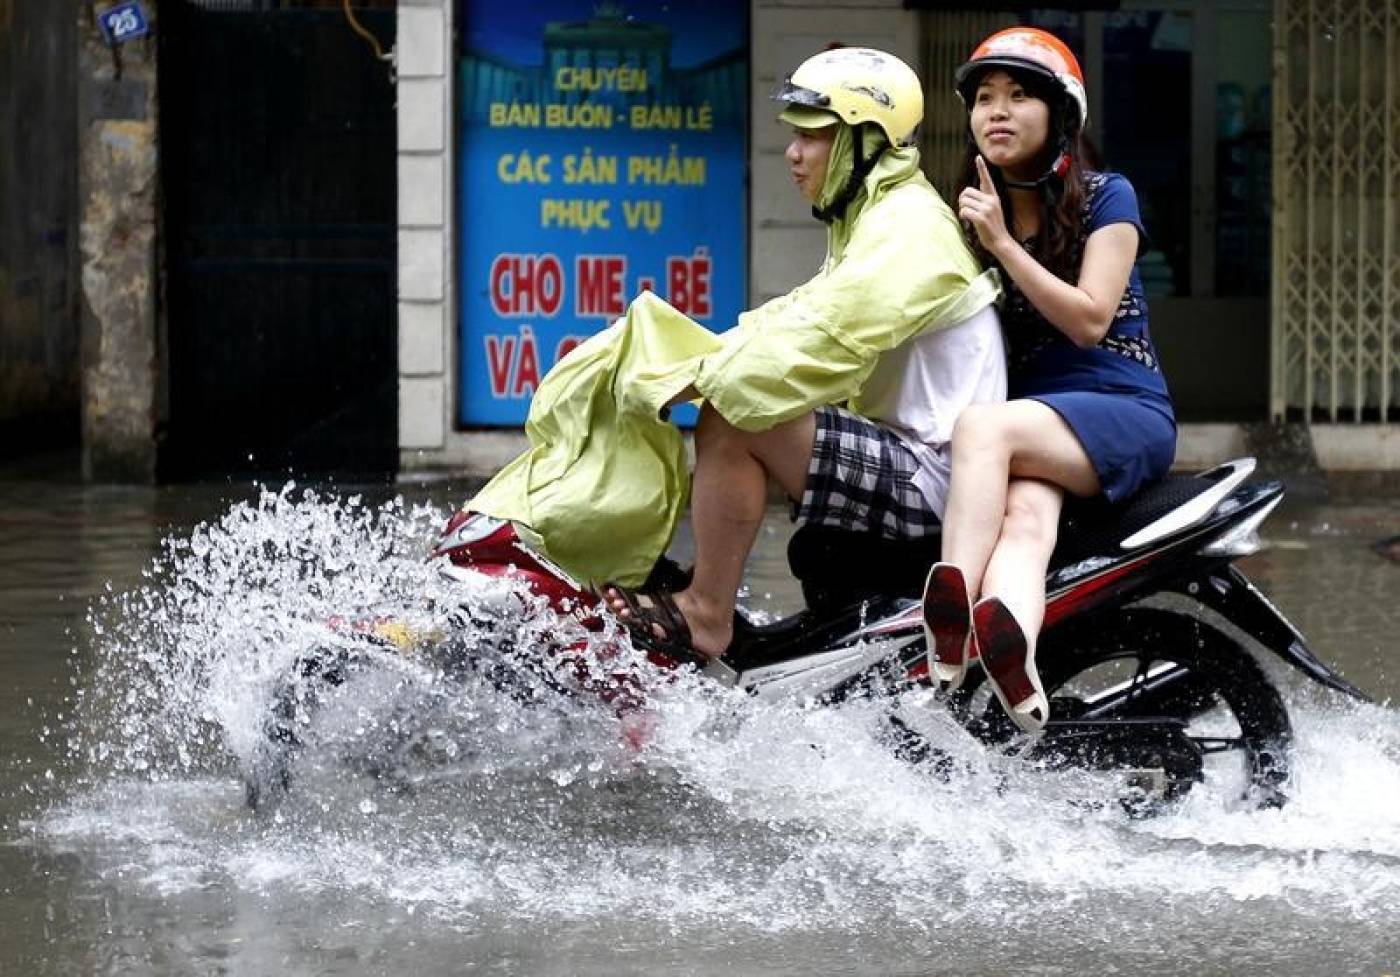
[242,458,1366,815]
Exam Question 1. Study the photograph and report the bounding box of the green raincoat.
[468,125,1000,586]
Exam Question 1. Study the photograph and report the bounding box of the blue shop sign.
[456,0,748,426]
[98,1,151,44]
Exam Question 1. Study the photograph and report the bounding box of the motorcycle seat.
[787,466,1237,608]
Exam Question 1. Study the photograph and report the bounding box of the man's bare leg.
[606,405,815,658]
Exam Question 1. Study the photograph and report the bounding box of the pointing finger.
[976,154,995,194]
[959,187,990,208]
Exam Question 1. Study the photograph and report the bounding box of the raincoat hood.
[814,123,924,261]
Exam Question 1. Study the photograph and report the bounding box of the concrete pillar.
[397,0,453,463]
[77,1,159,482]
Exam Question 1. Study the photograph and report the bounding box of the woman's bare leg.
[941,400,1100,600]
[980,478,1064,650]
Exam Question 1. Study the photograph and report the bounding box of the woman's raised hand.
[958,155,1010,253]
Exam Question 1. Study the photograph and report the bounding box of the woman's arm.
[959,156,1138,349]
[987,223,1137,348]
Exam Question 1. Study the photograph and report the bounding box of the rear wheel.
[950,607,1293,810]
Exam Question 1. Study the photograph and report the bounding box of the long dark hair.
[957,67,1101,283]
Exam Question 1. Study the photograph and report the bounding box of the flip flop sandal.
[922,562,975,690]
[601,582,707,667]
[972,596,1049,735]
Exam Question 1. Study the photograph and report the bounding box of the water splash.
[58,487,626,796]
[66,486,454,781]
[27,488,1400,951]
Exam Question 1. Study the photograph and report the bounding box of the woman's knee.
[951,403,1018,466]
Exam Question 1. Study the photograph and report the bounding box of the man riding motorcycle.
[467,47,1006,663]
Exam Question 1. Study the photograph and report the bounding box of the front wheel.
[242,644,431,813]
[952,606,1294,810]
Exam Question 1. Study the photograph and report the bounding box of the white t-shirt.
[855,303,1007,517]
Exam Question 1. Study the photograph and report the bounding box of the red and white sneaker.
[972,596,1049,734]
[922,563,975,690]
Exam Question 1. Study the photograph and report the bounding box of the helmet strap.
[1001,136,1073,190]
[812,126,887,224]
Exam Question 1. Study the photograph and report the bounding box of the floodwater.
[1,465,1399,976]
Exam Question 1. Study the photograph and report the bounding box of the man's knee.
[754,413,818,498]
[695,403,743,452]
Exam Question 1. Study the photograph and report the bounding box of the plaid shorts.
[793,406,942,538]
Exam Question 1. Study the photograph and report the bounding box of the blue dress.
[999,171,1176,503]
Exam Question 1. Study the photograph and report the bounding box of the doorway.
[1075,2,1273,420]
[158,1,398,480]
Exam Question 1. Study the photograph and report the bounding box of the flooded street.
[2,467,1399,976]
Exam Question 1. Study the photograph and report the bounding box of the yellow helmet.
[773,47,923,147]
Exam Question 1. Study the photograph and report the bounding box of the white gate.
[1272,0,1400,422]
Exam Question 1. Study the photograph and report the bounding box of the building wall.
[394,2,1400,477]
[396,0,455,463]
[0,0,79,454]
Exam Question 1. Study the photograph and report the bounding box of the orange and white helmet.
[954,27,1088,131]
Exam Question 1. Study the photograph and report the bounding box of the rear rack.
[1119,458,1256,550]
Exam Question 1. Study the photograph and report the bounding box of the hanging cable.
[342,0,395,79]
